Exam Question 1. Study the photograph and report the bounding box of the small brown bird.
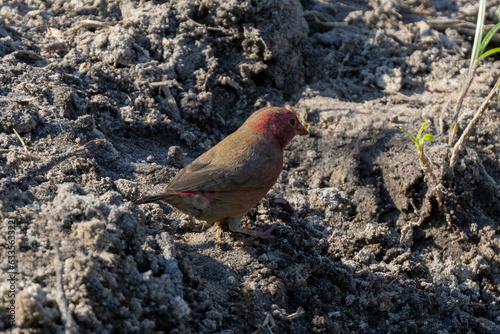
[134,107,308,238]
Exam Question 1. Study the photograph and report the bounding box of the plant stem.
[450,76,500,168]
[418,149,443,206]
[449,0,486,145]
[448,64,478,145]
[470,0,486,68]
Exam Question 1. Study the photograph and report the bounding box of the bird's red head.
[245,107,308,150]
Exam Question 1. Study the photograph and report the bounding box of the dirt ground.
[1,0,499,333]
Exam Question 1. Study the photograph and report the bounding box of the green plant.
[449,4,500,145]
[450,76,500,167]
[401,121,442,206]
[401,3,500,209]
[401,121,434,158]
[473,8,500,63]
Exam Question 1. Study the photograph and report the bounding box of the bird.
[134,106,308,238]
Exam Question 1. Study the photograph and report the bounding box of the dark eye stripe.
[288,117,296,127]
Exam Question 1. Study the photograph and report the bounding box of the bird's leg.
[227,217,276,239]
[212,221,224,240]
[212,221,222,231]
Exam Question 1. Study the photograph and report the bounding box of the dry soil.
[0,0,499,333]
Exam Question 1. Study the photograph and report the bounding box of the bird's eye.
[288,117,296,127]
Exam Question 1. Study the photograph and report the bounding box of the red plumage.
[134,106,308,238]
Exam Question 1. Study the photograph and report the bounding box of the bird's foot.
[241,225,277,242]
[228,218,276,240]
[212,221,224,241]
[212,221,222,231]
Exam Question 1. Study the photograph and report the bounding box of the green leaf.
[477,47,500,62]
[422,134,434,142]
[400,127,419,146]
[416,120,431,141]
[479,23,500,55]
[470,0,486,65]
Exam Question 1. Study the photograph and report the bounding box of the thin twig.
[285,307,305,320]
[187,17,227,32]
[448,64,478,145]
[450,76,500,167]
[54,242,78,334]
[68,20,106,35]
[309,13,348,28]
[160,85,180,120]
[12,50,46,61]
[12,128,28,152]
[427,20,500,44]
[0,95,35,103]
[149,82,180,120]
[150,81,168,87]
[251,313,275,334]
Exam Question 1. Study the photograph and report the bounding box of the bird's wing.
[167,143,283,193]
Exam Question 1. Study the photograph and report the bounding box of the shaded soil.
[1,0,499,333]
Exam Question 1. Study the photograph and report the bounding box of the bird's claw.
[227,218,277,241]
[212,221,222,231]
[239,225,277,243]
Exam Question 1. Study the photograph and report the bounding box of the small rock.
[306,150,318,159]
[167,146,185,168]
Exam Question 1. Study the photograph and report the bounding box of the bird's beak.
[296,122,309,135]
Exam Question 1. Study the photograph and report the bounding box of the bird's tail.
[133,192,172,205]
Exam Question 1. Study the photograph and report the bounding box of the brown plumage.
[134,106,308,238]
